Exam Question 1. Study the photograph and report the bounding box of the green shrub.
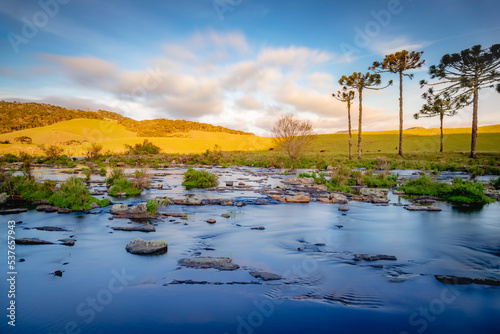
[399,175,494,206]
[108,178,142,197]
[99,167,107,176]
[490,176,500,190]
[146,198,168,215]
[182,168,219,189]
[125,139,161,155]
[106,168,125,187]
[49,177,110,210]
[0,174,56,202]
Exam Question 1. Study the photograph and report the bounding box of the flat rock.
[285,194,310,203]
[58,208,71,214]
[406,205,442,211]
[44,206,59,213]
[177,256,240,270]
[251,226,265,230]
[206,219,216,224]
[354,254,397,261]
[435,275,500,286]
[126,238,168,255]
[0,208,28,215]
[221,213,230,218]
[250,271,282,281]
[111,204,128,213]
[360,188,389,197]
[35,226,68,232]
[112,224,156,232]
[15,238,54,245]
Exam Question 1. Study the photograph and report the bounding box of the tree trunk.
[347,101,352,160]
[358,89,363,160]
[440,112,444,153]
[470,87,479,159]
[398,71,403,157]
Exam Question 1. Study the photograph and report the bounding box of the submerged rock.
[59,238,76,246]
[177,256,240,270]
[250,271,282,281]
[112,224,156,232]
[0,208,28,214]
[15,238,54,245]
[354,254,397,261]
[35,226,68,232]
[53,270,63,277]
[126,238,168,254]
[338,205,350,211]
[434,275,500,286]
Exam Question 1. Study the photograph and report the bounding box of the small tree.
[333,88,356,159]
[414,89,467,152]
[338,72,392,159]
[14,136,32,144]
[272,113,315,165]
[421,44,500,158]
[40,144,64,160]
[86,142,103,160]
[371,50,425,156]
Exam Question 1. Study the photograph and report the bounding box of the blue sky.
[1,0,499,135]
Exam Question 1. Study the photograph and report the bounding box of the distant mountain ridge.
[0,101,252,136]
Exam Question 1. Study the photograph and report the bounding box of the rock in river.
[35,226,68,232]
[206,219,216,224]
[178,256,240,270]
[354,254,397,261]
[435,275,500,286]
[126,238,168,255]
[111,204,128,213]
[59,238,76,246]
[338,205,350,211]
[285,194,310,203]
[250,271,282,281]
[15,238,54,245]
[112,224,156,232]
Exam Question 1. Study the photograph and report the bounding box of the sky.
[0,0,499,136]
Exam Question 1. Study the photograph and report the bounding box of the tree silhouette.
[414,89,468,153]
[333,87,356,159]
[338,72,392,159]
[371,50,425,157]
[421,44,500,158]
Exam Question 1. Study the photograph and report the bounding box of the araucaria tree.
[338,72,392,159]
[371,50,425,157]
[333,88,356,159]
[414,89,467,153]
[272,113,315,166]
[421,44,500,158]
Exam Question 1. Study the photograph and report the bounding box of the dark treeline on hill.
[0,101,252,136]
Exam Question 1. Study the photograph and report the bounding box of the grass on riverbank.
[49,176,110,210]
[182,168,219,189]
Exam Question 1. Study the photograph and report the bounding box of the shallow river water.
[1,166,499,334]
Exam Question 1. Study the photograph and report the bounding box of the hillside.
[0,101,252,136]
[0,119,271,155]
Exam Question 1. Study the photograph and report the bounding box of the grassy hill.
[0,112,499,156]
[0,119,272,155]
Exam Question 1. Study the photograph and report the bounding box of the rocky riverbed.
[1,165,499,334]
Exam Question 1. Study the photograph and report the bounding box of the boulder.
[129,202,147,214]
[317,197,332,203]
[36,205,50,211]
[354,254,397,261]
[206,219,216,224]
[221,213,231,218]
[331,193,348,204]
[285,194,310,203]
[177,256,239,270]
[126,238,168,255]
[298,177,315,185]
[225,181,234,186]
[15,238,53,245]
[250,271,282,281]
[53,270,63,277]
[236,202,246,207]
[111,204,128,213]
[360,188,389,197]
[90,202,100,209]
[44,206,60,213]
[0,192,7,204]
[269,195,286,202]
[112,224,156,232]
[58,208,71,214]
[338,205,350,211]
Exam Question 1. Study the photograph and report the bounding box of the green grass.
[399,175,494,206]
[108,178,142,197]
[0,174,56,201]
[146,198,168,215]
[182,168,219,189]
[49,176,110,210]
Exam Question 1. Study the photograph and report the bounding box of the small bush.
[489,176,500,190]
[106,168,125,187]
[132,169,151,189]
[14,136,32,144]
[125,139,161,155]
[108,178,142,197]
[40,145,64,160]
[87,142,103,160]
[99,167,107,177]
[0,174,56,202]
[146,198,168,215]
[182,168,219,189]
[49,177,110,210]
